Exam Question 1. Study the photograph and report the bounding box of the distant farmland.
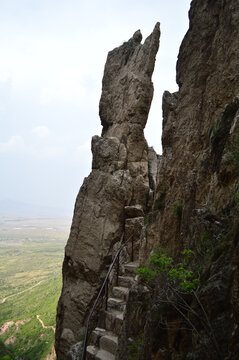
[0,217,70,360]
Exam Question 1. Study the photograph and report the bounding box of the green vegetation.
[127,335,143,360]
[136,248,199,292]
[135,267,156,282]
[137,246,224,358]
[0,217,69,360]
[173,201,183,218]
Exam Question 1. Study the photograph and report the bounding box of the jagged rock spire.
[55,24,160,359]
[100,22,160,139]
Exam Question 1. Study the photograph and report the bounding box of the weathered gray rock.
[55,24,160,359]
[116,284,151,360]
[92,136,127,172]
[147,147,158,191]
[66,341,83,360]
[161,90,178,151]
[149,0,239,255]
[124,205,144,218]
[136,0,239,359]
[100,24,160,139]
[125,217,144,261]
[99,23,160,206]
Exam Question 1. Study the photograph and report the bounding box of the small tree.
[136,248,221,359]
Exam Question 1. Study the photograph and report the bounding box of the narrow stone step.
[118,275,135,288]
[112,286,129,300]
[107,297,125,311]
[86,346,115,360]
[96,349,115,360]
[105,310,123,335]
[124,261,139,274]
[100,334,118,355]
[92,328,109,347]
[86,345,97,360]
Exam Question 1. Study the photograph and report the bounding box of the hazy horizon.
[0,198,73,217]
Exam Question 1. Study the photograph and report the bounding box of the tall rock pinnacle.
[55,23,160,359]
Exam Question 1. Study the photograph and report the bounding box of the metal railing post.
[131,236,134,262]
[105,278,108,311]
[116,254,119,287]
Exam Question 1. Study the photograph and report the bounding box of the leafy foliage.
[136,248,199,292]
[136,247,224,358]
[135,267,156,282]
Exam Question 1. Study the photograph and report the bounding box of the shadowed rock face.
[55,24,160,359]
[148,0,239,253]
[129,0,239,359]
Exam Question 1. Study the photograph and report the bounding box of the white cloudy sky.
[0,0,191,214]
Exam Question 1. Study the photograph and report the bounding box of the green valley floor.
[0,216,70,360]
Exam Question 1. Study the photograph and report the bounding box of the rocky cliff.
[56,0,239,359]
[55,24,160,359]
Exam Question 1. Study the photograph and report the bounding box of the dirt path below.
[36,314,55,333]
[0,280,44,304]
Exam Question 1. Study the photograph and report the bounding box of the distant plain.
[0,216,70,359]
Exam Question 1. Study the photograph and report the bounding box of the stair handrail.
[81,234,132,360]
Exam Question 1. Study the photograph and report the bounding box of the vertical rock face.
[149,0,239,252]
[99,24,160,205]
[133,0,239,359]
[55,24,160,359]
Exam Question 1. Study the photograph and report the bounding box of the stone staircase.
[86,261,139,360]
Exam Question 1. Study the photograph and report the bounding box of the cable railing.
[81,234,133,360]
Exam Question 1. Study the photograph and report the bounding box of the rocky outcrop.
[124,0,239,359]
[145,0,239,256]
[56,0,239,358]
[55,24,160,359]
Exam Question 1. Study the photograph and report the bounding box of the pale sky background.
[0,0,191,215]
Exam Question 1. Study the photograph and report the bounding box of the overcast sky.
[0,0,191,214]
